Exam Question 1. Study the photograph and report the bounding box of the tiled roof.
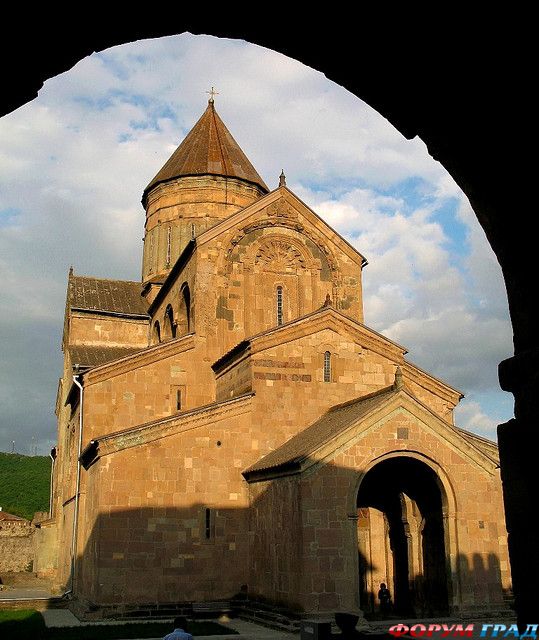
[69,275,148,317]
[0,511,28,522]
[143,100,268,203]
[69,345,143,369]
[244,386,397,476]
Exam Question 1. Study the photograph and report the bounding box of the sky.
[0,33,514,455]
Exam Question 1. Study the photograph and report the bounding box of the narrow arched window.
[148,233,154,274]
[205,508,212,539]
[324,351,331,382]
[276,286,284,326]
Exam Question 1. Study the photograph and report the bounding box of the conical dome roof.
[143,100,268,205]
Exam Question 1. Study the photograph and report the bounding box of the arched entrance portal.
[357,456,449,618]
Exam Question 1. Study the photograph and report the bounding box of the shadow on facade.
[363,553,512,622]
[68,453,510,621]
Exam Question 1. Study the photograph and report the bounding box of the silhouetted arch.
[6,26,531,626]
[152,321,161,345]
[163,304,176,340]
[356,454,452,617]
[178,283,191,335]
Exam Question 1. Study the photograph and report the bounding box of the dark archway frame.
[353,451,458,616]
[3,16,533,628]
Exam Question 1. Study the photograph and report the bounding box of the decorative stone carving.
[255,239,306,272]
[225,221,336,272]
[265,200,299,220]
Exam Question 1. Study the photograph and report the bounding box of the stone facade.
[48,99,512,618]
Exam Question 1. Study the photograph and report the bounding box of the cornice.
[70,308,149,321]
[252,310,406,362]
[214,306,407,374]
[403,360,463,405]
[196,186,366,266]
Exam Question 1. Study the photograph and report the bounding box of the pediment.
[213,305,406,374]
[312,394,499,476]
[244,388,498,482]
[196,186,366,267]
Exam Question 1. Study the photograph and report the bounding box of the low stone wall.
[0,519,34,573]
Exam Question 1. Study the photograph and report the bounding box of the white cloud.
[295,183,513,402]
[454,401,501,440]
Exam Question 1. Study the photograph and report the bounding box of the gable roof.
[213,304,407,374]
[243,384,498,482]
[68,345,142,370]
[196,185,367,267]
[142,100,268,205]
[68,274,148,317]
[243,385,397,479]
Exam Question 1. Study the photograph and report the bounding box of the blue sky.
[0,33,514,454]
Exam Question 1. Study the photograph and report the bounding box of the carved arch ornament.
[254,238,306,272]
[222,217,340,280]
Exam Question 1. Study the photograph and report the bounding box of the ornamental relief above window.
[222,222,339,278]
[254,239,307,273]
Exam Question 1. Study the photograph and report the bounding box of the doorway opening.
[357,456,449,619]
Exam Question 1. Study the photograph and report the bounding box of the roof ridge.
[323,386,396,415]
[70,273,142,285]
[212,306,407,372]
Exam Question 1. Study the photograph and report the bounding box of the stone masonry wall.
[296,410,511,614]
[249,328,457,455]
[248,477,303,609]
[0,520,34,573]
[69,314,149,348]
[77,402,256,606]
[82,336,215,442]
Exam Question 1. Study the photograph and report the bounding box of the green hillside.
[0,452,51,521]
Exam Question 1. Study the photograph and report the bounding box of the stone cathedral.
[46,97,512,619]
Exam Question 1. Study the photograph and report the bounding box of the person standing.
[164,616,194,640]
[378,583,392,615]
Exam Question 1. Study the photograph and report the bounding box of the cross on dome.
[206,86,220,104]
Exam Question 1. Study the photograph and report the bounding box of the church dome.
[142,98,268,207]
[141,98,269,284]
